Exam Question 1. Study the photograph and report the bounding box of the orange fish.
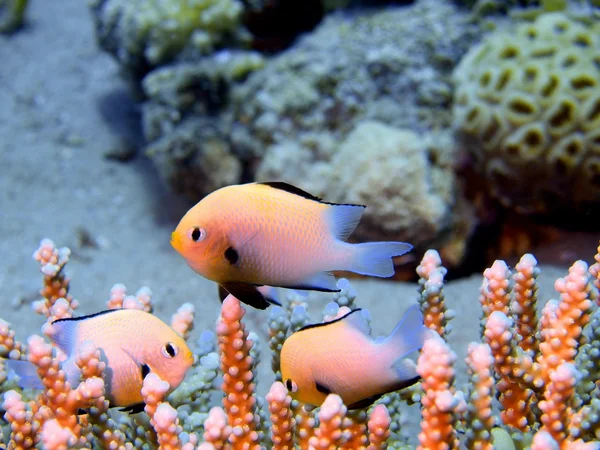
[7,309,193,412]
[171,181,412,309]
[280,305,425,409]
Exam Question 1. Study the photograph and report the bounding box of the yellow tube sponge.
[453,12,600,215]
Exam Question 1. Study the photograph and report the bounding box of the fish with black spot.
[280,305,426,409]
[170,181,413,309]
[6,309,194,413]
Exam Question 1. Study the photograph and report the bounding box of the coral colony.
[1,238,599,448]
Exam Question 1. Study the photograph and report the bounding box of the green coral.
[453,12,600,215]
[88,0,249,82]
[0,0,28,33]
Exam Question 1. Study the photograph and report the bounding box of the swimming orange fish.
[280,305,425,409]
[171,181,412,309]
[8,309,193,412]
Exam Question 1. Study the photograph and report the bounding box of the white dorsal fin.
[341,309,371,336]
[46,320,77,355]
[325,204,366,241]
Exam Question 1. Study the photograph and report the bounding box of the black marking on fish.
[141,363,150,379]
[284,284,341,293]
[52,309,119,324]
[296,309,363,333]
[347,393,385,410]
[346,375,421,410]
[221,283,272,310]
[119,403,146,414]
[224,246,239,265]
[315,381,332,395]
[218,283,282,307]
[259,181,365,208]
[218,284,229,303]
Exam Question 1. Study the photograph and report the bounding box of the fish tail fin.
[387,305,426,355]
[4,358,44,390]
[386,305,426,385]
[348,241,412,277]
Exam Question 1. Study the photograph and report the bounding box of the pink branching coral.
[417,332,465,450]
[2,238,600,449]
[216,295,261,449]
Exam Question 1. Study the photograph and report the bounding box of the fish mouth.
[170,232,183,252]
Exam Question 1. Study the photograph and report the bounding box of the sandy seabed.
[0,0,594,413]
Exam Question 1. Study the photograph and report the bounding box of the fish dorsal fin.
[385,305,426,357]
[341,308,371,336]
[325,203,366,241]
[52,309,119,324]
[258,181,366,241]
[259,181,324,201]
[297,309,369,335]
[50,310,121,355]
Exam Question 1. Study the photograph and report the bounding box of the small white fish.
[8,309,193,411]
[171,181,412,309]
[280,305,426,409]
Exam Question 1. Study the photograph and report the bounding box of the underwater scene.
[1,0,600,448]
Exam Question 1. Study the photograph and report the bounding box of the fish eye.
[188,227,206,243]
[162,342,178,358]
[285,378,298,393]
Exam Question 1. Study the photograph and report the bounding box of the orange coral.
[480,260,511,321]
[484,312,534,431]
[32,239,78,317]
[539,363,580,447]
[308,394,347,449]
[216,295,260,449]
[417,250,451,339]
[266,381,295,450]
[464,343,495,449]
[512,253,540,354]
[367,404,391,450]
[538,261,593,386]
[417,333,464,450]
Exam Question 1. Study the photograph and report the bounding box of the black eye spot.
[285,379,293,391]
[191,227,201,242]
[163,342,177,358]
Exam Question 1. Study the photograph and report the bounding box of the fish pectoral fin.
[119,403,146,414]
[347,393,385,410]
[315,381,332,395]
[221,283,272,310]
[219,283,282,307]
